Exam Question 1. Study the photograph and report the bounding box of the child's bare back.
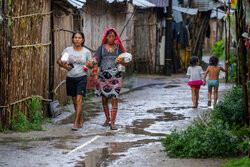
[206,65,226,80]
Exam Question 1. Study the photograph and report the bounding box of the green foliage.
[222,156,250,167]
[10,97,44,132]
[162,119,248,158]
[213,86,244,128]
[162,86,249,158]
[228,54,237,82]
[211,40,225,60]
[11,112,30,132]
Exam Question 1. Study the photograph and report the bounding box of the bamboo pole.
[216,8,218,42]
[226,0,231,83]
[238,0,249,126]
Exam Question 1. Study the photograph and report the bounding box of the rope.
[0,95,52,109]
[11,42,51,49]
[10,11,52,19]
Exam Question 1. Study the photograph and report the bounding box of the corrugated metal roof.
[147,0,169,7]
[107,0,155,8]
[133,0,156,8]
[67,0,155,8]
[193,0,221,11]
[67,0,85,9]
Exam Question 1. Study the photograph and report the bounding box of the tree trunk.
[191,11,211,60]
[238,0,249,126]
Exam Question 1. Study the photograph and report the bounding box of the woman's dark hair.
[72,31,85,46]
[209,56,219,66]
[106,29,117,37]
[190,56,199,66]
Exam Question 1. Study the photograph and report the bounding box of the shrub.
[162,86,249,158]
[10,97,44,132]
[213,86,244,128]
[211,40,225,60]
[162,119,248,158]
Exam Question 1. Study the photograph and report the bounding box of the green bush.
[11,112,30,132]
[10,97,44,132]
[211,40,225,60]
[213,86,244,128]
[162,119,248,158]
[162,86,249,158]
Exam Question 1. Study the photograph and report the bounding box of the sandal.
[72,126,78,131]
[110,125,118,130]
[208,100,211,106]
[102,120,110,127]
[77,124,83,128]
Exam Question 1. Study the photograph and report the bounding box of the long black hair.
[209,56,219,66]
[72,31,85,46]
[190,56,199,66]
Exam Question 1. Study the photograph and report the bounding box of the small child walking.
[187,56,204,108]
[203,56,228,106]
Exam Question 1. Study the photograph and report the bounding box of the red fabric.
[101,27,125,53]
[190,85,201,90]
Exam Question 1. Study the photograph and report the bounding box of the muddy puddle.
[74,139,159,167]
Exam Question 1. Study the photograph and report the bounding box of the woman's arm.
[116,45,126,65]
[57,55,72,71]
[93,45,102,66]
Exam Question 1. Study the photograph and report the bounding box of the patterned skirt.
[95,68,123,98]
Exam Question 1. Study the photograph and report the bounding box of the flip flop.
[102,121,110,127]
[110,125,118,130]
[77,124,83,128]
[72,126,78,131]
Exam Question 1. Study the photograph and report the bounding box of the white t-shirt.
[186,66,203,81]
[61,46,91,78]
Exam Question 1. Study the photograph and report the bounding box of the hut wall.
[82,1,134,52]
[8,0,51,105]
[134,9,157,74]
[53,9,74,105]
[0,0,9,107]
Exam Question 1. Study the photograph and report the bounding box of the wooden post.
[224,5,228,74]
[0,0,9,129]
[216,8,218,42]
[164,0,173,76]
[238,0,249,126]
[225,0,231,83]
[235,10,240,84]
[48,1,55,116]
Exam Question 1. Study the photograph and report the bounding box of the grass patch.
[10,97,44,132]
[222,156,250,167]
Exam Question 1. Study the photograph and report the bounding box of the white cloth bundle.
[116,52,132,72]
[61,52,70,64]
[118,52,132,63]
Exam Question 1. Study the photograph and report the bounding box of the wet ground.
[0,57,232,167]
